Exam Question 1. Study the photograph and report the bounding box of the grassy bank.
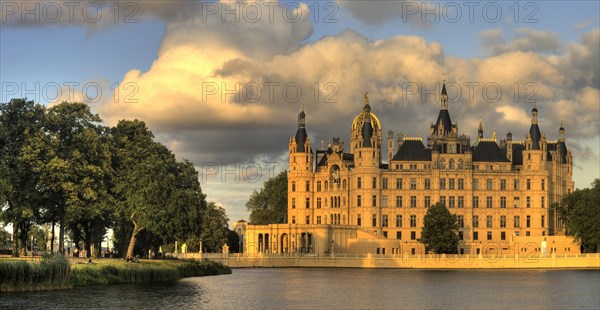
[0,256,231,292]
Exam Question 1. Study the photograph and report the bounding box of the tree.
[0,99,46,256]
[558,179,600,252]
[245,171,287,224]
[419,202,459,254]
[200,202,229,252]
[33,102,112,256]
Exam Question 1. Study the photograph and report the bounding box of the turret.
[478,117,484,139]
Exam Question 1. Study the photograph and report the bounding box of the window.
[292,181,296,192]
[382,215,389,227]
[526,196,531,208]
[424,178,431,190]
[411,231,416,240]
[486,215,493,228]
[514,196,520,208]
[292,216,296,224]
[396,215,402,227]
[396,195,402,208]
[425,196,431,208]
[317,216,322,224]
[500,215,506,228]
[526,215,531,228]
[372,195,377,207]
[396,178,402,189]
[449,196,455,208]
[410,196,417,208]
[317,198,322,209]
[514,179,520,190]
[500,179,506,190]
[501,232,506,240]
[440,178,446,190]
[473,215,479,228]
[292,198,296,209]
[357,195,362,207]
[458,231,464,240]
[382,195,388,208]
[500,196,506,208]
[372,177,377,189]
[542,179,545,190]
[457,215,464,228]
[514,216,520,228]
[458,196,464,208]
[541,196,545,208]
[410,178,416,190]
[410,215,417,227]
[317,181,321,192]
[324,181,328,190]
[357,214,361,226]
[473,179,479,190]
[382,231,388,238]
[306,216,310,224]
[305,197,310,209]
[473,231,479,241]
[357,177,362,189]
[486,179,493,190]
[383,178,388,189]
[486,196,493,208]
[306,181,310,191]
[526,231,530,236]
[458,178,464,190]
[487,231,492,240]
[440,196,446,206]
[473,196,479,208]
[372,214,377,227]
[541,215,545,228]
[449,178,455,190]
[526,179,531,190]
[396,231,402,240]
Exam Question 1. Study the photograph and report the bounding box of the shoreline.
[187,252,600,269]
[0,258,231,293]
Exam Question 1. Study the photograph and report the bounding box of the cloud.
[91,1,599,218]
[481,28,562,55]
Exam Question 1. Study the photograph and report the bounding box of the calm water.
[1,268,599,309]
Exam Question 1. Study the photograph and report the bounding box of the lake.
[1,268,599,309]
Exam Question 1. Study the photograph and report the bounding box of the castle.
[237,82,578,256]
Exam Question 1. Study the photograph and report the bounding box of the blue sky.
[1,1,599,222]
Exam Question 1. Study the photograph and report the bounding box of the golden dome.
[352,111,381,131]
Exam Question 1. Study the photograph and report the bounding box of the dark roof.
[295,127,307,152]
[361,119,373,147]
[547,142,567,164]
[529,123,541,150]
[512,143,524,165]
[472,141,510,162]
[433,109,453,134]
[392,140,432,161]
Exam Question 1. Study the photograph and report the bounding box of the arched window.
[439,159,446,169]
[342,179,347,189]
[458,159,464,169]
[449,159,455,169]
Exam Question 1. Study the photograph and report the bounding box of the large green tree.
[419,202,459,254]
[200,202,229,253]
[0,99,46,256]
[558,179,600,253]
[245,171,287,224]
[33,102,112,256]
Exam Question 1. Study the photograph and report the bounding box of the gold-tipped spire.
[364,92,369,105]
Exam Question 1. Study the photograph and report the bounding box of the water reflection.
[1,269,599,309]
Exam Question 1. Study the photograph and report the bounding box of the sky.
[1,0,599,225]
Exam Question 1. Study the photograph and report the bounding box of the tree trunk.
[58,220,65,254]
[126,212,142,259]
[12,221,19,257]
[50,221,55,253]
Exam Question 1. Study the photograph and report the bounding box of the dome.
[352,111,381,131]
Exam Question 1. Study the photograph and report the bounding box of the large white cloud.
[91,1,599,220]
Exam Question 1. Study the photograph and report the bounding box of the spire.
[528,101,541,150]
[559,120,565,142]
[440,80,448,110]
[363,91,371,112]
[297,107,305,128]
[478,116,484,139]
[294,108,307,152]
[531,101,538,124]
